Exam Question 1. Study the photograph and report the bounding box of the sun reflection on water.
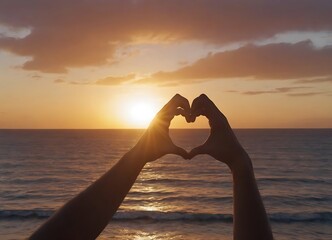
[138,205,161,212]
[133,231,159,240]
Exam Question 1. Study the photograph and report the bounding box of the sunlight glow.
[124,98,158,128]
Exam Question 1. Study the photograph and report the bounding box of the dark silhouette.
[29,94,273,240]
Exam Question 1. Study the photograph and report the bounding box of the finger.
[157,107,185,129]
[164,94,191,122]
[191,94,226,128]
[188,145,207,159]
[151,108,181,130]
[174,107,185,116]
[191,94,214,118]
[171,145,190,159]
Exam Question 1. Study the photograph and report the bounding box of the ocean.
[0,129,331,239]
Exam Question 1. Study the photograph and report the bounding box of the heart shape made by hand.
[141,93,240,162]
[151,93,217,160]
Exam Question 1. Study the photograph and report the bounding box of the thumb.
[188,145,207,159]
[171,145,190,159]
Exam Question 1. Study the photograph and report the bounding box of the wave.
[124,195,331,205]
[269,212,332,223]
[124,195,233,204]
[113,211,332,223]
[114,211,233,222]
[140,178,223,186]
[257,177,331,185]
[1,210,332,223]
[0,210,53,219]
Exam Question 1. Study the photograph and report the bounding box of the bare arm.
[29,94,190,240]
[188,94,273,240]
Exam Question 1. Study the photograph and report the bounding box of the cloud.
[136,41,332,85]
[95,74,136,85]
[31,74,41,79]
[69,81,90,86]
[287,92,326,97]
[0,0,332,72]
[52,74,136,86]
[295,76,332,84]
[0,36,116,73]
[53,79,65,84]
[241,87,311,95]
[225,87,329,97]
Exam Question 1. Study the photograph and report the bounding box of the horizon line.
[0,128,331,130]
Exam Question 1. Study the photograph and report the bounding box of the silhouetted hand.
[188,94,248,170]
[133,94,191,163]
[188,94,273,240]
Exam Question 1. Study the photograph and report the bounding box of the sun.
[125,99,158,128]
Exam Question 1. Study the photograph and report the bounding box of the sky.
[0,0,332,129]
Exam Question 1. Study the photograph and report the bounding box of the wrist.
[123,146,148,168]
[127,142,155,164]
[227,150,253,175]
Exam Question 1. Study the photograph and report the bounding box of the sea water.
[0,129,331,239]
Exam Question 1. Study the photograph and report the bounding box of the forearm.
[30,149,146,240]
[230,153,273,240]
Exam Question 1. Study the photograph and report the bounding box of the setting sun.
[124,99,158,128]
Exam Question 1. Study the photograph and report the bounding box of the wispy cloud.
[95,74,136,86]
[294,77,332,84]
[51,74,136,86]
[287,92,326,97]
[53,79,65,84]
[225,86,330,97]
[229,87,315,96]
[31,74,41,79]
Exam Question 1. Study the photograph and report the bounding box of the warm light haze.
[123,96,158,128]
[0,1,332,129]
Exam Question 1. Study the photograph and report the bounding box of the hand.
[132,94,191,163]
[188,94,250,170]
[187,95,273,240]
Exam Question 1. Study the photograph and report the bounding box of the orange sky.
[0,0,332,129]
